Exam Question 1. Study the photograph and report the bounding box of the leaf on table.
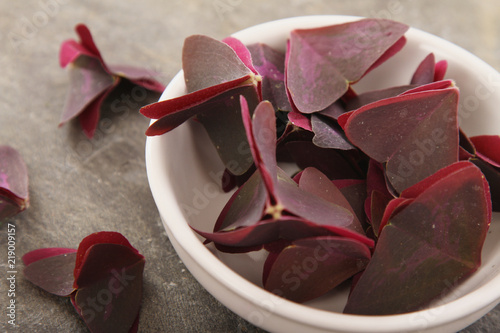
[22,249,77,296]
[59,56,115,126]
[23,232,145,333]
[60,24,165,138]
[0,145,29,220]
[286,18,408,113]
[72,243,145,333]
[344,161,491,315]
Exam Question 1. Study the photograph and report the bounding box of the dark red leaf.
[410,53,435,85]
[298,167,363,231]
[286,19,408,113]
[434,60,448,81]
[23,251,77,297]
[59,24,103,69]
[247,43,291,111]
[74,231,138,283]
[223,37,259,75]
[58,56,114,126]
[78,79,120,139]
[241,97,278,194]
[22,248,77,266]
[73,245,145,333]
[60,24,164,138]
[182,34,255,93]
[264,236,371,303]
[196,87,259,176]
[470,135,500,168]
[471,158,500,211]
[344,161,491,315]
[341,87,460,193]
[310,114,355,150]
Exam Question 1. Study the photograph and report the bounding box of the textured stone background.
[0,0,499,332]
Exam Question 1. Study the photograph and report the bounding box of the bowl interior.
[146,15,500,332]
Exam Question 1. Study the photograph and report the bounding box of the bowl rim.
[145,15,500,332]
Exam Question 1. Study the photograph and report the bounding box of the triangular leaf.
[23,251,77,297]
[341,87,460,193]
[286,19,408,113]
[182,34,254,93]
[264,236,371,303]
[344,161,491,315]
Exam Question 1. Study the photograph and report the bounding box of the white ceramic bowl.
[145,15,500,333]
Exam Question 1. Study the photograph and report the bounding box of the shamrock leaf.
[23,232,145,333]
[59,24,165,138]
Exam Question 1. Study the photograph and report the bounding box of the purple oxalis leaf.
[23,248,77,297]
[470,135,500,168]
[59,56,115,126]
[286,18,408,113]
[264,236,371,303]
[0,145,29,220]
[339,87,459,193]
[310,114,356,150]
[73,243,145,333]
[23,248,77,266]
[298,167,363,231]
[240,97,278,193]
[182,34,256,93]
[345,79,454,111]
[23,232,145,333]
[410,53,436,85]
[196,87,260,176]
[246,43,291,111]
[222,37,259,76]
[72,232,145,333]
[469,135,500,211]
[59,24,165,138]
[344,161,491,315]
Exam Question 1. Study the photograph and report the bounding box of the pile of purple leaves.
[140,18,499,315]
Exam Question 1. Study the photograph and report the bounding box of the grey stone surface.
[0,0,499,332]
